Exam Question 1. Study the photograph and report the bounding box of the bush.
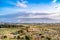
[39,34,42,36]
[25,35,30,40]
[4,35,7,38]
[1,35,7,39]
[41,36,45,38]
[17,36,20,39]
[46,37,51,40]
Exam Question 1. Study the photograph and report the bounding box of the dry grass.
[0,24,60,40]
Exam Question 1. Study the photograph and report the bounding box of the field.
[0,23,60,40]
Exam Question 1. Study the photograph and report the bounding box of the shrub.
[39,34,42,36]
[46,37,51,40]
[4,35,7,38]
[1,35,7,39]
[25,35,30,40]
[17,36,20,39]
[41,36,45,38]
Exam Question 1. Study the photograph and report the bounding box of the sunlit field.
[0,23,60,40]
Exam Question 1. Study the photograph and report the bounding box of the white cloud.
[48,13,60,20]
[52,0,57,3]
[17,15,41,18]
[52,0,60,11]
[56,4,60,11]
[16,12,60,20]
[16,0,27,8]
[16,13,49,18]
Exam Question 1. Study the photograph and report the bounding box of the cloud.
[17,18,60,23]
[16,13,49,18]
[52,0,60,12]
[16,12,60,20]
[16,0,27,8]
[55,4,60,11]
[52,0,57,3]
[48,13,60,20]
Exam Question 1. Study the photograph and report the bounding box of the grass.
[0,28,20,35]
[0,24,60,40]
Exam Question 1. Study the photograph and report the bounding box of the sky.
[0,0,60,23]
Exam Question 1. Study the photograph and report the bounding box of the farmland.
[0,23,60,40]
